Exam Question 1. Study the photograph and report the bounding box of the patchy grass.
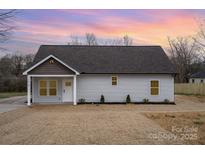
[144,112,205,144]
[175,95,205,104]
[0,92,26,99]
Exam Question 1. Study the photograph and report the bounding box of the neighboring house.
[189,71,205,83]
[23,45,176,105]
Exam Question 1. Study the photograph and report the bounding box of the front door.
[62,79,73,102]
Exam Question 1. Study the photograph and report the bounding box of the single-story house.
[23,45,176,105]
[189,71,205,83]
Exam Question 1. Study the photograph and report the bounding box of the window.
[150,80,159,95]
[192,79,195,83]
[39,80,57,96]
[39,80,47,96]
[49,80,57,96]
[112,76,117,85]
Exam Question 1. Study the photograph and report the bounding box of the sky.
[1,9,205,55]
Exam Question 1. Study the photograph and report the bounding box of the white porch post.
[27,75,31,106]
[73,75,77,105]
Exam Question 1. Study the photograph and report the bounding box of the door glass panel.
[65,81,71,86]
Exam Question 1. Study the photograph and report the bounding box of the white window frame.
[38,79,58,96]
[111,75,118,86]
[150,79,160,96]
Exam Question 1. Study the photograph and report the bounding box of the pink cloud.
[14,11,199,49]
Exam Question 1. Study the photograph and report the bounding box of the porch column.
[27,75,31,106]
[73,75,77,105]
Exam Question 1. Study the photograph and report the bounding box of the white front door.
[62,79,73,102]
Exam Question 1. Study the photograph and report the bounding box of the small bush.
[164,99,170,103]
[79,98,86,103]
[165,114,175,118]
[100,95,105,103]
[193,120,204,125]
[126,95,131,103]
[143,98,149,103]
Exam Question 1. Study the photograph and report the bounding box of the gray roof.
[191,71,205,78]
[33,45,176,74]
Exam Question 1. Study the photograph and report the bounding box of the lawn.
[0,92,26,99]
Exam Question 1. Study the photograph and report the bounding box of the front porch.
[27,75,77,106]
[22,55,80,106]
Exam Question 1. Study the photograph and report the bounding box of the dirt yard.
[144,112,205,144]
[0,95,205,145]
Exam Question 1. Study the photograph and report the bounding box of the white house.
[23,45,176,105]
[189,71,205,83]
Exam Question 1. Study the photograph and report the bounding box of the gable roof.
[29,45,176,74]
[191,71,205,78]
[23,55,79,75]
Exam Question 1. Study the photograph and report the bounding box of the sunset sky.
[1,9,205,55]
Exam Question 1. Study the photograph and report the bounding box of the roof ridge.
[40,45,162,47]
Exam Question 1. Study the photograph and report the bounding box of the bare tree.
[0,53,34,77]
[0,53,34,92]
[0,10,17,43]
[100,38,123,46]
[11,54,25,77]
[23,54,35,69]
[85,33,97,45]
[168,37,200,83]
[68,35,83,45]
[192,21,205,61]
[67,33,134,46]
[0,54,14,77]
[0,10,17,53]
[123,35,133,46]
[103,35,132,46]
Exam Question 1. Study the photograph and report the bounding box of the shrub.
[79,98,86,103]
[143,98,149,103]
[165,114,175,118]
[100,95,105,103]
[193,120,204,125]
[126,95,131,103]
[164,99,170,103]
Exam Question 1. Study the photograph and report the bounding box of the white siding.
[189,78,205,83]
[77,74,174,102]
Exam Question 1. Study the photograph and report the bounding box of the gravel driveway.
[0,105,181,144]
[0,96,26,113]
[0,95,204,144]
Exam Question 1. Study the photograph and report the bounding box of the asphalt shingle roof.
[191,71,205,78]
[33,45,176,74]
